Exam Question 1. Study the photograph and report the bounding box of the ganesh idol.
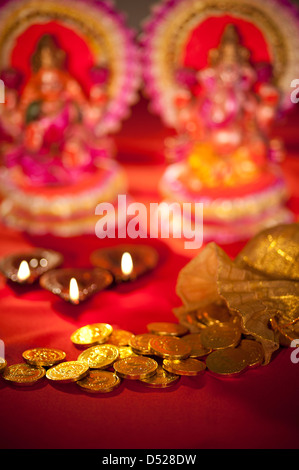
[142,0,296,245]
[3,34,112,185]
[171,24,281,189]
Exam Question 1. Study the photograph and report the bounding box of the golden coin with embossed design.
[129,333,160,355]
[196,303,232,327]
[139,365,180,388]
[71,323,113,348]
[147,322,189,337]
[2,363,46,386]
[113,356,158,380]
[180,334,212,358]
[77,370,121,394]
[206,348,249,377]
[105,329,135,347]
[77,344,119,369]
[0,358,7,374]
[163,358,206,376]
[46,361,89,383]
[238,339,264,368]
[149,335,191,360]
[200,323,241,350]
[118,346,138,360]
[22,348,66,367]
[179,309,206,332]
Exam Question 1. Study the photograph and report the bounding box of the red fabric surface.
[0,97,299,450]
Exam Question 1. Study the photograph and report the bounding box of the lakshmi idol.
[0,0,140,237]
[3,34,111,185]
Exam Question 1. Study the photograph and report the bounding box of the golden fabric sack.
[174,223,299,365]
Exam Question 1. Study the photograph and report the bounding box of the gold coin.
[70,323,113,348]
[206,348,249,377]
[180,334,212,358]
[22,348,66,367]
[147,322,189,337]
[77,370,121,394]
[139,365,180,388]
[0,358,7,374]
[77,344,119,369]
[2,363,46,386]
[118,346,138,360]
[238,339,264,368]
[200,323,241,350]
[113,356,158,380]
[179,309,206,332]
[149,335,191,360]
[163,358,206,376]
[147,322,189,336]
[196,303,232,327]
[46,361,89,383]
[106,330,135,347]
[129,333,160,355]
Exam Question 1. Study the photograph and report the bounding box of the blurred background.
[113,0,299,31]
[113,0,156,30]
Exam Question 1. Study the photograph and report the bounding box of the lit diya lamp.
[121,252,134,281]
[40,268,114,304]
[0,249,63,285]
[90,245,159,282]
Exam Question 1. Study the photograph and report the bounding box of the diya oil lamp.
[0,249,63,285]
[39,268,114,305]
[90,244,159,283]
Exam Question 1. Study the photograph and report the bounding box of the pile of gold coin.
[0,316,266,393]
[175,305,265,376]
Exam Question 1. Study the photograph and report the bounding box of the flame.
[17,261,30,282]
[121,252,133,277]
[69,278,80,304]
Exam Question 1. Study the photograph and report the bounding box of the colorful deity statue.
[173,25,281,189]
[2,34,112,185]
[0,0,140,237]
[142,0,298,244]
